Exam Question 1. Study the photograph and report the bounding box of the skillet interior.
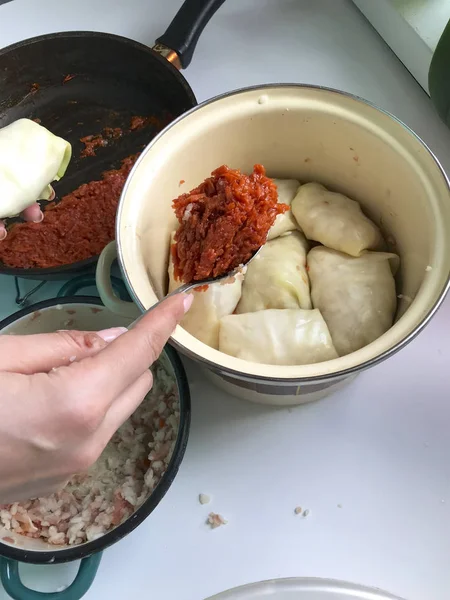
[0,31,196,279]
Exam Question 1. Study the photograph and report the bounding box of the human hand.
[0,183,55,241]
[0,182,56,240]
[0,202,45,240]
[0,117,70,240]
[0,293,193,504]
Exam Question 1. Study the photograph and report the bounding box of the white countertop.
[352,0,450,93]
[1,1,450,599]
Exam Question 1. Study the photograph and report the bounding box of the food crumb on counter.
[199,493,211,505]
[302,509,310,518]
[294,506,302,515]
[207,512,227,529]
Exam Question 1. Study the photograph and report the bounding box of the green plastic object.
[429,19,450,127]
[0,553,101,600]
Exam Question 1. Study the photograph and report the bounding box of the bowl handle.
[0,553,102,600]
[96,242,140,318]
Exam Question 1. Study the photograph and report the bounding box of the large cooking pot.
[96,84,450,406]
[0,285,190,600]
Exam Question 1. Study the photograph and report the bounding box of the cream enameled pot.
[96,84,450,406]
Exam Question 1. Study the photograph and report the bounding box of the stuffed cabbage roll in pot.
[236,231,311,313]
[267,178,301,240]
[291,182,384,256]
[219,308,338,366]
[168,232,243,348]
[307,246,399,356]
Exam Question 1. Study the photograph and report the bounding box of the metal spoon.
[128,244,264,329]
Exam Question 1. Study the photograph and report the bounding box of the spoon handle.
[128,282,197,330]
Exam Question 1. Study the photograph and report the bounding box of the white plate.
[206,578,405,600]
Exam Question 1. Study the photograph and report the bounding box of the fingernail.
[183,294,194,313]
[97,327,127,343]
[33,210,44,223]
[0,229,6,241]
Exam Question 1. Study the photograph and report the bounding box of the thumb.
[0,327,127,374]
[69,293,193,405]
[21,202,44,224]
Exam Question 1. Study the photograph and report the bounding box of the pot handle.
[96,242,140,319]
[0,553,101,600]
[56,274,130,301]
[154,0,226,69]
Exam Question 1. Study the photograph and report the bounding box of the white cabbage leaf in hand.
[291,182,384,256]
[267,178,301,240]
[219,308,338,365]
[307,246,398,356]
[236,231,311,313]
[168,232,243,349]
[0,118,72,219]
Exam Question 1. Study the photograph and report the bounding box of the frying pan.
[0,0,225,281]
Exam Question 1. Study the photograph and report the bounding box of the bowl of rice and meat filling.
[0,288,191,600]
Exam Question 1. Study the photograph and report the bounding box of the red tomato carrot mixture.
[171,164,287,283]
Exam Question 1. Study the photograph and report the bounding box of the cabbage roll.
[307,246,398,356]
[0,119,72,219]
[267,178,301,240]
[219,308,338,365]
[168,232,243,348]
[291,182,384,256]
[236,231,311,313]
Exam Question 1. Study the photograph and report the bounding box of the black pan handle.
[155,0,226,69]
